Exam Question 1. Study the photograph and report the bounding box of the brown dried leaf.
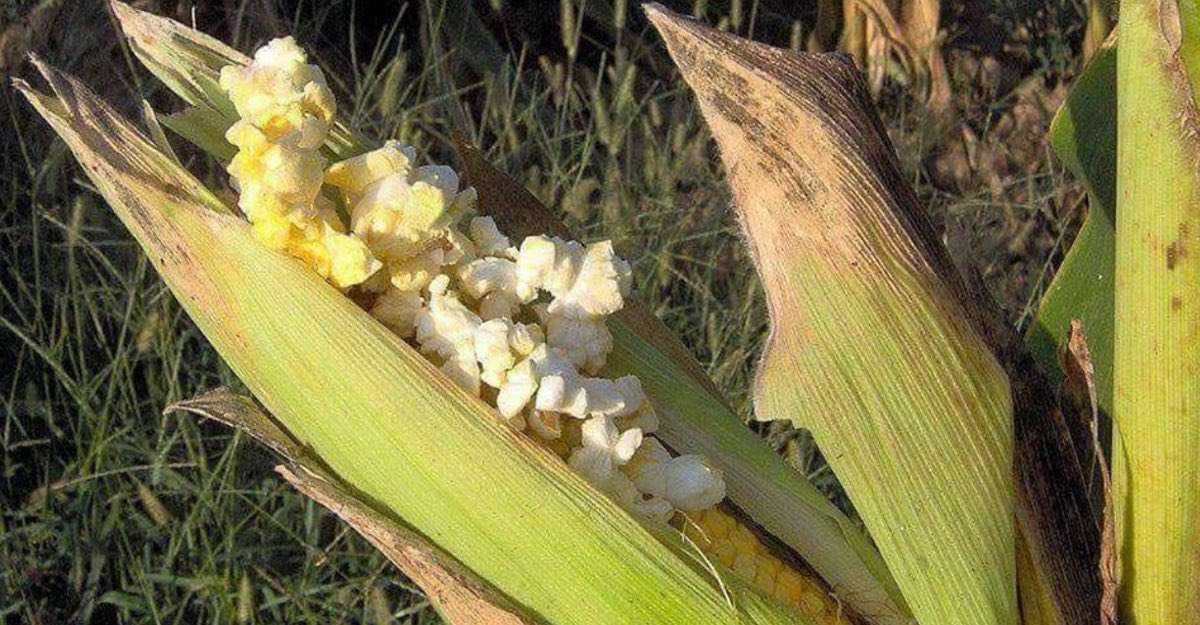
[1058,322,1118,625]
[1059,319,1099,425]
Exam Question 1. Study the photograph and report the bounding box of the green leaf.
[15,59,803,625]
[1027,36,1117,416]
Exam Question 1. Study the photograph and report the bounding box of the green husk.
[643,6,1015,625]
[1114,0,1200,622]
[16,59,805,625]
[107,2,908,621]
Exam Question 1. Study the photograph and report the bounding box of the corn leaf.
[15,59,805,625]
[644,6,1016,625]
[1114,0,1200,621]
[107,2,909,621]
[1028,36,1117,417]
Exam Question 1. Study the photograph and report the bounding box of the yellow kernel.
[800,587,829,618]
[775,569,806,604]
[730,523,758,552]
[732,552,757,580]
[703,508,735,538]
[752,567,777,596]
[713,542,738,568]
[755,553,782,577]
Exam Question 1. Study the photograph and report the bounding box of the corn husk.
[644,6,1016,625]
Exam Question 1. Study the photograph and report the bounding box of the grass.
[1,0,1089,622]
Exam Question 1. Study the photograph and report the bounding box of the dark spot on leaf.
[1172,295,1183,311]
[1167,240,1186,269]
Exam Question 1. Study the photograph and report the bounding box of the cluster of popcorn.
[221,38,725,526]
[219,37,379,288]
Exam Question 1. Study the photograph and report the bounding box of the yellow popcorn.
[218,37,334,133]
[325,140,416,202]
[220,37,382,290]
[277,221,381,290]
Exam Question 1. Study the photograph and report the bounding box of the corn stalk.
[1115,1,1200,622]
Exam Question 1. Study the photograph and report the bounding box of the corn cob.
[682,507,854,624]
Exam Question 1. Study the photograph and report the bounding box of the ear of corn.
[646,6,1015,625]
[16,59,813,625]
[108,3,911,623]
[1114,1,1200,622]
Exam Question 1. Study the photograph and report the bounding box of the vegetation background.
[0,0,1097,622]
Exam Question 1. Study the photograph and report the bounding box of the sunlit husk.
[644,6,1016,625]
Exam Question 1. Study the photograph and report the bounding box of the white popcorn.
[632,452,726,512]
[598,470,675,525]
[218,37,334,137]
[525,409,562,440]
[443,227,477,268]
[514,235,582,299]
[568,415,643,483]
[479,291,520,321]
[468,217,513,257]
[351,174,457,263]
[546,241,632,319]
[530,346,643,419]
[474,319,516,387]
[370,288,423,337]
[411,165,460,204]
[440,352,482,397]
[544,313,613,374]
[414,279,481,395]
[508,323,544,356]
[497,356,539,419]
[325,140,416,204]
[618,402,660,435]
[473,319,546,391]
[459,257,520,300]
